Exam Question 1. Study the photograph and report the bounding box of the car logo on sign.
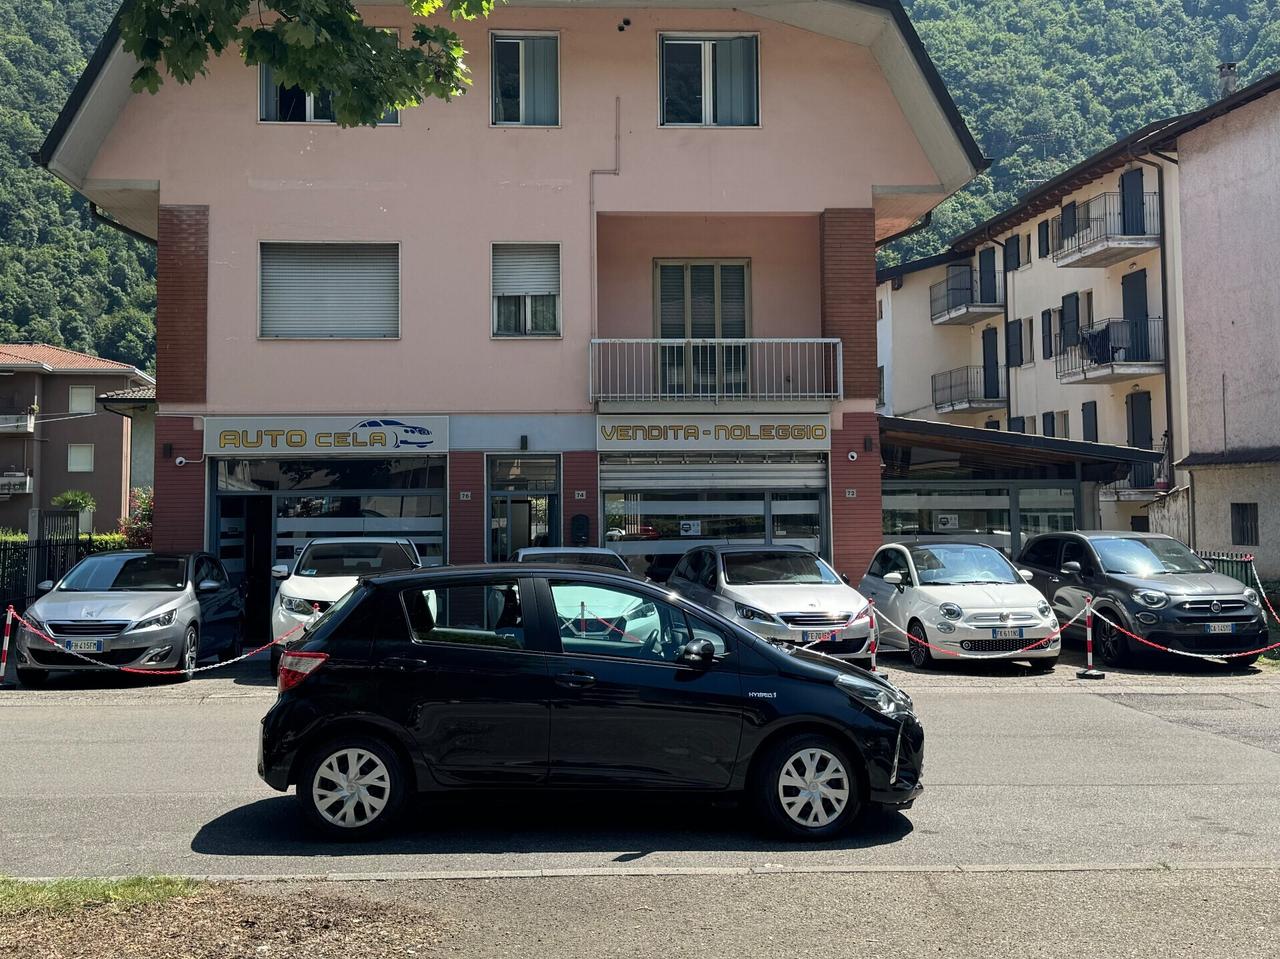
[1210,600,1222,614]
[999,612,1011,623]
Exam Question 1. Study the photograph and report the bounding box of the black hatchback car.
[1018,531,1267,666]
[258,565,923,841]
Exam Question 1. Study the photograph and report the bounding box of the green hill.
[2,1,1279,362]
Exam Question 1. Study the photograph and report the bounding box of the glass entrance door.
[490,494,558,562]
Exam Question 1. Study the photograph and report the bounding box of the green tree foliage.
[883,0,1280,265]
[0,0,155,369]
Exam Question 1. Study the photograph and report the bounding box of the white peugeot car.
[667,545,874,666]
[269,537,421,672]
[860,542,1059,670]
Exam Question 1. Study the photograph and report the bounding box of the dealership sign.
[204,416,449,456]
[596,415,830,452]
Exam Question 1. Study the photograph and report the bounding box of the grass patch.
[0,876,201,916]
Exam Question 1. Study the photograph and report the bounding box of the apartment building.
[38,0,992,615]
[0,345,153,532]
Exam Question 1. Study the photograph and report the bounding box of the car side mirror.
[197,579,222,593]
[678,638,716,668]
[883,571,904,589]
[271,563,290,580]
[1019,569,1035,582]
[1060,561,1082,578]
[36,579,54,593]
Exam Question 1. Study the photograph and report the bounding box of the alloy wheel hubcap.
[910,631,927,665]
[313,748,391,828]
[184,632,197,671]
[777,747,850,828]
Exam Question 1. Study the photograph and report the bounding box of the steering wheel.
[642,627,663,656]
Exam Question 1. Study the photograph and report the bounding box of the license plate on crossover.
[64,639,103,653]
[992,628,1024,640]
[1206,623,1235,634]
[803,631,835,644]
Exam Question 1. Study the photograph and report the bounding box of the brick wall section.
[156,205,209,404]
[561,451,599,546]
[448,452,486,564]
[820,209,877,400]
[829,411,883,579]
[152,417,205,553]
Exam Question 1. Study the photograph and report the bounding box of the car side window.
[1021,537,1060,569]
[400,580,526,650]
[884,550,912,582]
[207,557,230,586]
[670,554,693,582]
[682,610,732,657]
[194,557,216,585]
[867,551,892,578]
[549,581,699,664]
[1060,539,1095,576]
[699,552,719,590]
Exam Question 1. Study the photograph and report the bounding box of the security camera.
[617,17,631,31]
[175,456,187,467]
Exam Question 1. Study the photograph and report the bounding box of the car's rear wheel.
[1227,653,1260,669]
[16,668,48,688]
[1094,615,1131,667]
[297,735,406,840]
[907,621,934,669]
[753,733,863,841]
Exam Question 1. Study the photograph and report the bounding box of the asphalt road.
[4,650,1280,880]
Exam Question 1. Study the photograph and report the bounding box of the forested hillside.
[2,1,1279,363]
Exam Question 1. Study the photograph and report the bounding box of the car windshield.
[522,552,629,571]
[721,551,841,586]
[295,542,417,577]
[910,544,1020,586]
[59,554,187,592]
[1092,537,1210,576]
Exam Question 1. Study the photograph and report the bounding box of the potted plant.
[52,489,97,533]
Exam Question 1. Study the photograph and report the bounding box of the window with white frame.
[67,444,94,473]
[259,35,399,124]
[660,35,759,127]
[491,34,559,126]
[655,260,750,396]
[492,243,561,336]
[260,243,400,339]
[68,385,95,414]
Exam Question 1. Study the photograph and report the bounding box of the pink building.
[39,0,984,619]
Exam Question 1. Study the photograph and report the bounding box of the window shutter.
[1061,293,1080,346]
[492,243,560,296]
[658,265,686,337]
[1041,411,1055,438]
[1006,318,1023,367]
[1009,416,1026,433]
[1003,239,1020,272]
[719,264,747,338]
[259,65,276,120]
[689,265,717,337]
[1041,309,1053,359]
[1082,401,1098,442]
[260,243,399,338]
[524,37,559,125]
[1038,221,1050,257]
[713,37,758,126]
[1060,202,1077,240]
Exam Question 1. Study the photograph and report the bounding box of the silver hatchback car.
[13,550,245,687]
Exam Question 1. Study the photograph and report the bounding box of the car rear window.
[722,551,840,586]
[296,542,416,577]
[522,552,629,571]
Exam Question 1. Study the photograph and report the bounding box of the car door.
[875,548,915,645]
[1018,537,1062,603]
[379,574,553,786]
[193,555,237,651]
[1055,537,1100,626]
[537,576,743,789]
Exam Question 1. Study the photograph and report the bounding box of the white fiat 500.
[860,542,1059,670]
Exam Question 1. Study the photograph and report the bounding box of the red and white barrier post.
[1076,595,1105,680]
[0,604,13,686]
[867,599,884,677]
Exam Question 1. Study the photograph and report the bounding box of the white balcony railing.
[590,338,843,403]
[0,414,35,433]
[0,474,34,495]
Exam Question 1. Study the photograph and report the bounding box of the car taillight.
[278,650,328,692]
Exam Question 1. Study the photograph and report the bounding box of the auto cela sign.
[203,416,449,456]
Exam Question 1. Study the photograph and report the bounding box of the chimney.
[1218,62,1239,98]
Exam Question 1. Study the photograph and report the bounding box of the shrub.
[118,487,153,549]
[51,490,97,513]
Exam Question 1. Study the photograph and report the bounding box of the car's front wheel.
[754,733,863,841]
[1227,653,1260,669]
[1029,655,1058,672]
[1094,614,1131,667]
[907,621,934,669]
[297,735,407,840]
[172,625,199,682]
[16,668,48,688]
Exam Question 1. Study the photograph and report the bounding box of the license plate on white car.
[1206,623,1235,634]
[64,639,103,653]
[803,631,835,644]
[992,628,1024,640]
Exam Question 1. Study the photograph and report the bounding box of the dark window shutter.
[1061,292,1080,346]
[1038,221,1050,257]
[1009,416,1026,433]
[1061,202,1077,240]
[985,419,1000,430]
[1041,309,1053,359]
[1006,319,1023,367]
[1042,411,1055,437]
[1082,401,1098,441]
[1003,239,1021,272]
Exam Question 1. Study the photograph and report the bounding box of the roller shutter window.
[491,35,559,126]
[493,243,561,336]
[260,243,399,339]
[661,36,758,126]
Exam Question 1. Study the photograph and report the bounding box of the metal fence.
[1050,191,1161,260]
[0,538,90,614]
[928,267,1005,320]
[1196,550,1254,587]
[931,365,1007,408]
[1054,316,1166,378]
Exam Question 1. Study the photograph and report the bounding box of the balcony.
[1054,317,1165,384]
[0,413,35,434]
[1100,441,1170,500]
[589,338,842,406]
[1050,192,1161,268]
[929,268,1005,325]
[0,474,33,495]
[931,365,1006,413]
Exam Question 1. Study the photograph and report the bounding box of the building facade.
[40,0,987,616]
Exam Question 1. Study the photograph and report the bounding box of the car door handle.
[377,657,432,673]
[555,670,596,689]
[1049,576,1061,583]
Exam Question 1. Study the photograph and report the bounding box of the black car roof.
[366,563,655,587]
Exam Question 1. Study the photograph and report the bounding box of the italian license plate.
[64,639,103,653]
[803,631,835,644]
[992,628,1024,640]
[1206,623,1235,634]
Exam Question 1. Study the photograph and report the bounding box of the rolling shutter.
[260,243,399,338]
[493,243,560,296]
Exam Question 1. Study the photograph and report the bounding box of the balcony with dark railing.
[1049,192,1161,268]
[928,268,1005,325]
[1054,316,1165,383]
[931,365,1006,413]
[1100,440,1170,500]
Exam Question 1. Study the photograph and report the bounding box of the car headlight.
[1036,600,1052,618]
[1244,588,1260,606]
[1134,590,1169,609]
[281,595,318,616]
[835,673,913,718]
[939,602,963,621]
[131,609,176,631]
[734,603,779,625]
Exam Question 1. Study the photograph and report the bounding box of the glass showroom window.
[492,244,561,336]
[491,34,559,126]
[660,35,758,126]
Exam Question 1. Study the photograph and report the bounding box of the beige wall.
[1192,466,1279,577]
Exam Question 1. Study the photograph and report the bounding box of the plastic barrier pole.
[0,605,12,686]
[1076,595,1105,680]
[867,600,883,677]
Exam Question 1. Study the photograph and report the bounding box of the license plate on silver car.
[1206,623,1235,634]
[64,639,103,653]
[803,631,835,643]
[992,628,1024,640]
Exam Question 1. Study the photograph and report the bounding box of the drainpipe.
[984,234,1013,425]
